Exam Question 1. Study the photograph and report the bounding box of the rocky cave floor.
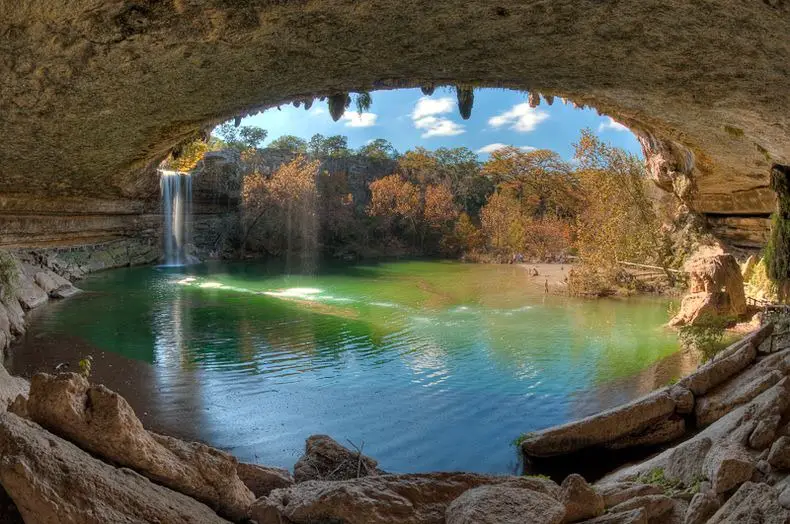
[0,319,787,523]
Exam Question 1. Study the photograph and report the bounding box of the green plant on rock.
[512,432,535,447]
[678,314,732,362]
[78,355,93,378]
[354,92,372,114]
[0,251,18,300]
[766,165,790,302]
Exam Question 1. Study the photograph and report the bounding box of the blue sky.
[238,88,642,161]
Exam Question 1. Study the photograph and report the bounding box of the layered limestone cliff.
[1,0,789,250]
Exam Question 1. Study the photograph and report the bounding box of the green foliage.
[678,314,732,362]
[636,467,701,496]
[456,87,474,120]
[766,166,790,301]
[268,135,308,154]
[215,123,268,151]
[308,134,350,158]
[511,432,535,447]
[358,139,399,160]
[0,251,18,299]
[354,92,373,114]
[78,355,93,378]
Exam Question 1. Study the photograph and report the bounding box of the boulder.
[605,416,685,450]
[0,412,229,524]
[768,436,790,470]
[250,472,561,524]
[608,494,674,520]
[1,296,25,336]
[25,372,254,521]
[694,350,787,427]
[702,443,755,494]
[33,268,79,298]
[707,482,789,523]
[0,364,28,412]
[560,474,604,522]
[521,389,677,458]
[669,248,746,327]
[669,386,694,415]
[748,413,782,450]
[236,462,294,497]
[51,284,80,298]
[678,340,756,397]
[14,273,47,310]
[294,434,383,482]
[594,482,663,509]
[445,485,566,524]
[665,437,712,486]
[684,492,720,524]
[779,485,790,509]
[576,509,647,523]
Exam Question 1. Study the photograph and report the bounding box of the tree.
[482,147,580,219]
[480,191,527,257]
[572,129,659,280]
[359,139,399,160]
[441,213,484,256]
[268,135,308,154]
[214,123,268,151]
[308,134,350,158]
[368,174,421,246]
[240,155,321,267]
[163,139,210,172]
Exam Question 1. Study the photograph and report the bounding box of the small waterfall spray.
[160,170,192,266]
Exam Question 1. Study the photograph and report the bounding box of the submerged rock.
[25,372,254,521]
[294,434,384,482]
[251,472,560,524]
[445,485,565,524]
[0,411,229,524]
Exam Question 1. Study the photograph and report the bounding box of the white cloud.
[412,97,455,119]
[488,103,549,133]
[308,107,326,117]
[342,111,377,128]
[410,96,464,138]
[413,115,465,138]
[476,143,537,154]
[598,117,629,133]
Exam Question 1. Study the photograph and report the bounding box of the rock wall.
[1,0,789,252]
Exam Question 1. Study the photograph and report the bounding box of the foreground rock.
[0,411,229,524]
[707,482,789,523]
[446,485,566,524]
[25,372,254,521]
[521,389,677,458]
[669,246,746,327]
[0,364,27,412]
[294,434,384,482]
[560,474,604,522]
[251,472,561,524]
[237,462,294,497]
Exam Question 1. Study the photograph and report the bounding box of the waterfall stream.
[160,170,192,266]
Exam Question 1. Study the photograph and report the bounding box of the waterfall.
[160,170,192,266]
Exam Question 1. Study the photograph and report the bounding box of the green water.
[8,260,686,474]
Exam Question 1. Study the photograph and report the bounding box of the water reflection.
[6,261,691,474]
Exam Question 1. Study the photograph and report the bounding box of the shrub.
[0,251,18,299]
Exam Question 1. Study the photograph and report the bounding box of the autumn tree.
[570,129,660,293]
[241,155,321,270]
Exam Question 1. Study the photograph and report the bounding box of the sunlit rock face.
[1,0,788,247]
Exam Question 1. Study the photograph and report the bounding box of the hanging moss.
[456,86,474,120]
[328,93,348,121]
[766,165,790,302]
[420,85,435,96]
[355,92,372,113]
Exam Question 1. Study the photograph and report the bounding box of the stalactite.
[328,93,348,121]
[456,87,474,120]
[528,92,540,108]
[544,94,555,106]
[233,116,242,127]
[303,98,313,110]
[421,85,435,96]
[293,100,301,108]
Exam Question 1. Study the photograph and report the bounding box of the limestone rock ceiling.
[1,0,788,245]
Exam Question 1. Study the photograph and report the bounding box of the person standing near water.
[544,279,549,294]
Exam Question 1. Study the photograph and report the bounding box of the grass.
[0,251,18,299]
[512,432,536,447]
[636,467,702,496]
